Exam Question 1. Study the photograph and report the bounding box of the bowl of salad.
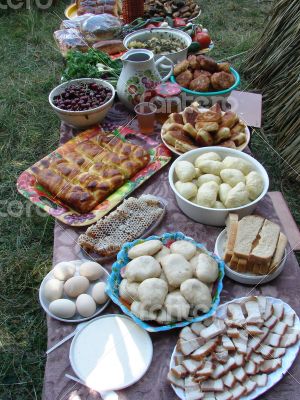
[124,28,192,64]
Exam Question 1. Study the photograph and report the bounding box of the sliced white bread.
[233,215,264,258]
[249,219,280,264]
[224,213,239,263]
[270,232,287,272]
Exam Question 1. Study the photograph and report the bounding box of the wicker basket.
[122,0,144,24]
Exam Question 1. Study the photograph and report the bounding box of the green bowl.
[170,67,240,96]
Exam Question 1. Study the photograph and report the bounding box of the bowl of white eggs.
[169,147,269,226]
[39,260,110,323]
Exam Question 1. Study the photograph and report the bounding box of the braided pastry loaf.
[31,131,150,213]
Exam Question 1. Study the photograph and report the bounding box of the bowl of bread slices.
[215,213,288,284]
[169,147,269,226]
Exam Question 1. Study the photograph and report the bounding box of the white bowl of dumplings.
[39,260,110,323]
[169,147,269,226]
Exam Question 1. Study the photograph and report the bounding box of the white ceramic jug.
[117,49,173,110]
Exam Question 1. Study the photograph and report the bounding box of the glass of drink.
[134,102,157,135]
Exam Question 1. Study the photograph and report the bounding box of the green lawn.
[0,1,298,399]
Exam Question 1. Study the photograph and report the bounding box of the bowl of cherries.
[49,78,115,129]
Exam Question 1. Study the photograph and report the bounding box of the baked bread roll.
[93,40,126,55]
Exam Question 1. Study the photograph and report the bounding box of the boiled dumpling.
[222,156,252,175]
[119,279,133,304]
[161,254,193,288]
[175,181,197,200]
[159,270,176,292]
[220,168,245,187]
[195,152,222,165]
[246,171,264,200]
[196,181,219,208]
[197,174,221,187]
[196,160,223,176]
[138,278,168,309]
[126,281,140,302]
[214,201,225,209]
[124,256,161,282]
[170,240,197,260]
[154,246,170,263]
[175,161,197,182]
[131,301,158,321]
[164,291,190,320]
[225,182,250,208]
[219,183,232,204]
[194,253,219,283]
[156,307,176,324]
[180,279,212,312]
[128,240,162,259]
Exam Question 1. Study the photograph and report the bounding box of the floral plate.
[17,127,172,227]
[106,232,225,332]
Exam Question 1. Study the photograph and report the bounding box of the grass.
[0,1,298,399]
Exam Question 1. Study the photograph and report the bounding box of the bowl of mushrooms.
[106,232,225,332]
[169,147,269,226]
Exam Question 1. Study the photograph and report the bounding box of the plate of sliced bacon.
[168,296,300,400]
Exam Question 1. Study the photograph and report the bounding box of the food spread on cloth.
[162,104,248,152]
[16,2,300,398]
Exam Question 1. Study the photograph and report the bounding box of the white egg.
[79,261,104,281]
[92,282,108,305]
[49,299,76,319]
[43,279,64,302]
[64,276,89,297]
[53,261,76,281]
[76,294,97,317]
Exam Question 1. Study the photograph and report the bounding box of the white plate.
[170,296,300,400]
[39,259,110,323]
[69,314,153,392]
[214,229,286,285]
[161,108,250,156]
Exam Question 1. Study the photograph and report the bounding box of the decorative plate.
[214,229,287,285]
[39,259,110,323]
[169,296,300,400]
[106,231,225,333]
[161,107,251,156]
[17,127,171,227]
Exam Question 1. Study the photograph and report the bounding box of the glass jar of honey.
[154,82,182,124]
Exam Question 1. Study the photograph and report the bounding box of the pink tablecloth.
[43,104,300,400]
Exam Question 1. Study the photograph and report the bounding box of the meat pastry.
[31,131,150,213]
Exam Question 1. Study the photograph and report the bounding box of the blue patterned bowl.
[106,232,225,332]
